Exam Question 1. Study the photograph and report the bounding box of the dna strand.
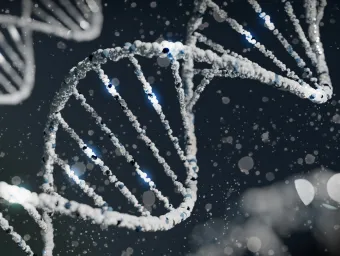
[0,0,103,105]
[0,40,201,256]
[184,0,332,107]
[0,0,335,255]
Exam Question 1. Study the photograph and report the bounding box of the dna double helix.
[0,0,336,255]
[184,0,332,105]
[0,0,103,105]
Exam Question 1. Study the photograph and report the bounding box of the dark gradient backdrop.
[0,0,340,255]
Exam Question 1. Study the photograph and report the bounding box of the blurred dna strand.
[0,0,103,105]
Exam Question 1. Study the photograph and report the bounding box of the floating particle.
[222,96,230,104]
[292,38,299,44]
[238,156,254,174]
[142,191,156,206]
[71,162,86,176]
[205,203,212,212]
[86,162,94,171]
[224,246,233,255]
[157,56,171,67]
[265,172,275,181]
[304,154,315,164]
[126,247,134,254]
[112,78,120,86]
[247,236,262,253]
[331,113,340,124]
[261,131,269,142]
[71,241,79,247]
[147,76,155,84]
[57,41,67,50]
[115,148,122,156]
[11,176,21,186]
[222,136,233,144]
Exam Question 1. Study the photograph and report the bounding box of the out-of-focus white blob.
[247,236,262,253]
[294,179,315,205]
[227,220,288,256]
[326,173,340,204]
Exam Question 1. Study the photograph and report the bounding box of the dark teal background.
[0,0,340,255]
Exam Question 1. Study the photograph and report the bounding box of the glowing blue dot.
[129,45,136,52]
[309,94,316,100]
[274,74,280,86]
[102,49,110,58]
[188,158,197,163]
[287,46,293,54]
[233,61,239,72]
[134,70,142,76]
[167,53,174,60]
